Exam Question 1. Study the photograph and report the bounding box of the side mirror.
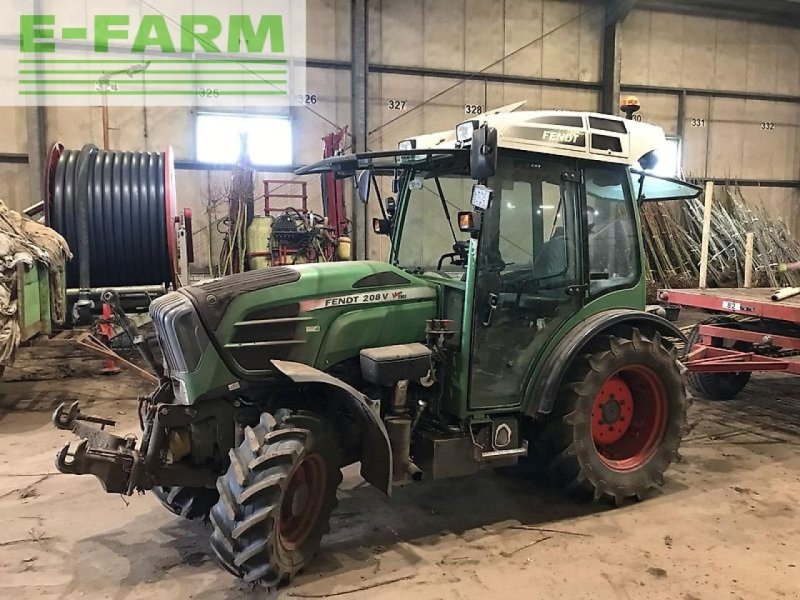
[372,218,392,236]
[386,197,397,220]
[470,125,498,180]
[356,170,371,204]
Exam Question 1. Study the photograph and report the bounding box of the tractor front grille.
[150,292,210,374]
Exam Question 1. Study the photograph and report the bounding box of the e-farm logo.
[3,1,306,107]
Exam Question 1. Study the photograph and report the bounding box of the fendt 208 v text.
[53,101,701,588]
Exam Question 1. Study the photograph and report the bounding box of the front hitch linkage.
[53,399,217,494]
[53,401,143,495]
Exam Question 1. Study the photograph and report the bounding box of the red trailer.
[659,287,800,399]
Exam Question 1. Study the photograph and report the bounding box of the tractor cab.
[298,106,700,419]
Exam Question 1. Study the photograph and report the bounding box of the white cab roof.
[405,107,666,167]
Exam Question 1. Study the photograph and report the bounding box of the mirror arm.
[636,172,646,205]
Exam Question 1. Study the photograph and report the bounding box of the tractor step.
[481,439,528,461]
[414,431,528,479]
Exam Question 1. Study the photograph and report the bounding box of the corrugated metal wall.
[0,0,797,269]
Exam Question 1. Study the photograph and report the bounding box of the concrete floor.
[1,372,799,600]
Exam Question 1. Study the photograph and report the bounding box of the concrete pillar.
[351,0,368,260]
[25,0,47,209]
[25,106,46,206]
[601,1,638,115]
[601,20,624,115]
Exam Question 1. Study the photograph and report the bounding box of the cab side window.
[584,166,639,295]
[497,179,534,270]
[531,184,569,280]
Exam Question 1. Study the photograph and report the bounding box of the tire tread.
[209,411,342,588]
[152,485,219,520]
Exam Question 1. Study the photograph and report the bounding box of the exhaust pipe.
[385,416,423,482]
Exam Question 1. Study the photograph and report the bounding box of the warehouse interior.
[1,0,800,598]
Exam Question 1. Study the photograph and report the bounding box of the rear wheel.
[548,329,689,504]
[151,486,219,520]
[209,411,342,588]
[685,317,751,400]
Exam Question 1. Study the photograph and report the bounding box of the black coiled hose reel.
[46,143,178,321]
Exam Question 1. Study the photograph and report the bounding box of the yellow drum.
[337,236,352,261]
[247,216,273,270]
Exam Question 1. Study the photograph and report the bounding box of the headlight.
[398,139,416,151]
[639,149,659,171]
[456,120,479,144]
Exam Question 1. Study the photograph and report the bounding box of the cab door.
[468,155,585,410]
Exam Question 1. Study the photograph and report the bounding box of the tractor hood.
[175,261,438,378]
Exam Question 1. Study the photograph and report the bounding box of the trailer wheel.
[547,329,689,505]
[209,411,342,588]
[151,485,219,520]
[685,317,751,400]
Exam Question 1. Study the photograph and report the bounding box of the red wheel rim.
[278,454,327,550]
[590,365,668,471]
[44,142,64,226]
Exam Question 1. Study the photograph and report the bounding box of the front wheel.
[151,486,219,520]
[547,329,689,504]
[209,411,342,588]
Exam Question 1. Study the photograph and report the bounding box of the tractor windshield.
[392,156,473,275]
[391,151,573,278]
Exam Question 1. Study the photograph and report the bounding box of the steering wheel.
[437,241,469,271]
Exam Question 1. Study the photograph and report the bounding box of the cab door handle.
[565,284,588,297]
[482,293,499,327]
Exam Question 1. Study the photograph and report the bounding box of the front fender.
[271,360,392,496]
[524,309,686,417]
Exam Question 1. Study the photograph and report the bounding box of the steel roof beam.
[639,0,800,26]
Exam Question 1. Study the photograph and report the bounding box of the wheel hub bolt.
[601,398,622,424]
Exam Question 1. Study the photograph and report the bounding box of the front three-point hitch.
[53,401,142,494]
[53,399,217,495]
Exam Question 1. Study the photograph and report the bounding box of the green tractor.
[53,104,701,588]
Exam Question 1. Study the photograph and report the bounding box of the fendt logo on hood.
[541,129,586,146]
[299,287,436,312]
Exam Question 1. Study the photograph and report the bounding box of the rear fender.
[271,360,392,496]
[525,309,686,417]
